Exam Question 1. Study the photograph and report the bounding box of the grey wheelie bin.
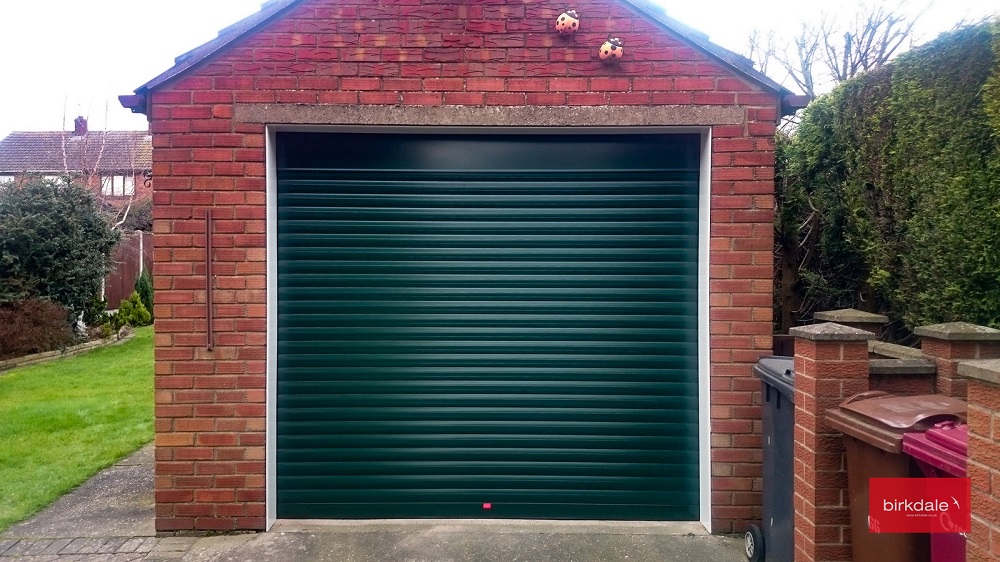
[745,356,794,562]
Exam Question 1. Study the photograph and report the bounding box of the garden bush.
[82,295,108,327]
[0,178,119,318]
[134,269,153,321]
[105,291,152,332]
[0,298,76,360]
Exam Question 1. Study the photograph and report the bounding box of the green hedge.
[778,20,1000,331]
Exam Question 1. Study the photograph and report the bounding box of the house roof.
[0,130,152,174]
[124,0,799,111]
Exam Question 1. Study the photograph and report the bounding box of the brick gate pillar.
[790,323,873,562]
[915,322,1000,399]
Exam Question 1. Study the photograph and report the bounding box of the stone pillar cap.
[789,322,876,341]
[814,308,889,324]
[913,322,1000,341]
[958,359,1000,386]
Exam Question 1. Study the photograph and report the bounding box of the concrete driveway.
[0,446,746,561]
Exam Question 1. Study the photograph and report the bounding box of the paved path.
[0,536,194,561]
[1,446,746,561]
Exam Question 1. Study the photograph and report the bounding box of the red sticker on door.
[868,478,971,533]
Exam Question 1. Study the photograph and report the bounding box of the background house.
[0,117,154,307]
[0,117,152,204]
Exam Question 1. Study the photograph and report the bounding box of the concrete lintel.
[814,308,888,324]
[789,322,875,342]
[236,104,745,127]
[958,359,1000,386]
[913,322,1000,341]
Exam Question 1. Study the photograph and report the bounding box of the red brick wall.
[966,374,1000,561]
[868,374,935,396]
[148,0,778,532]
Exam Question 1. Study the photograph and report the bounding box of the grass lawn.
[0,326,153,531]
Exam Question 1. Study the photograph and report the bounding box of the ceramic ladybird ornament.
[555,10,580,35]
[600,37,624,63]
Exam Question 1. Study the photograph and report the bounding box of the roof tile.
[0,131,152,174]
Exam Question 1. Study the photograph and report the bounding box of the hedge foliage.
[0,178,120,317]
[778,20,1000,331]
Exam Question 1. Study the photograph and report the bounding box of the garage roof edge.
[620,0,790,96]
[124,0,793,112]
[131,0,301,99]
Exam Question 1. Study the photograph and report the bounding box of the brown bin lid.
[824,391,967,454]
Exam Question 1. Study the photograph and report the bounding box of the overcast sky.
[0,0,995,138]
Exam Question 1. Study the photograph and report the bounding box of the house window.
[0,175,14,185]
[102,175,136,197]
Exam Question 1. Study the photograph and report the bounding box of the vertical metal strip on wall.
[206,209,214,351]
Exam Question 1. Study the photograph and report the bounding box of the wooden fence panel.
[104,231,148,309]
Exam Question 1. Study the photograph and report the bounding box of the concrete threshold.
[274,519,710,536]
[238,519,741,562]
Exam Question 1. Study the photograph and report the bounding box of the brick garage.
[122,0,799,533]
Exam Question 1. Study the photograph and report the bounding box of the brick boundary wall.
[789,321,1000,561]
[958,360,1000,561]
[148,0,779,532]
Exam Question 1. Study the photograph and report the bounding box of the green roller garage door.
[276,131,701,520]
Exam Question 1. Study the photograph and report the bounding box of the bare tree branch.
[822,1,923,84]
[61,103,69,179]
[746,28,777,76]
[111,130,139,231]
[742,1,924,98]
[775,21,822,97]
[57,101,143,232]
